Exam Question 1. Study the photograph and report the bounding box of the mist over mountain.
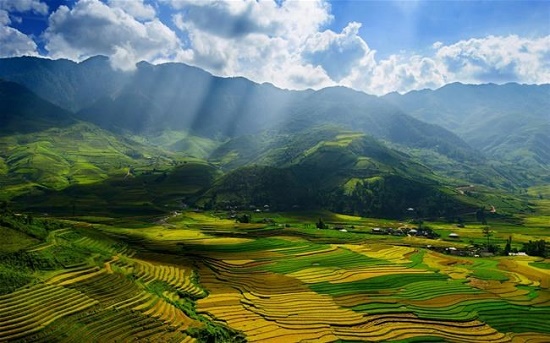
[0,56,126,112]
[384,83,550,167]
[0,79,76,133]
[1,58,546,168]
[0,57,478,161]
[0,56,547,216]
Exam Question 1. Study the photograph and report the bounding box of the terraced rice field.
[1,215,549,342]
[0,230,206,342]
[187,233,550,342]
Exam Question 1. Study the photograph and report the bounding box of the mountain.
[0,56,543,217]
[0,56,127,112]
[201,126,470,218]
[78,62,303,137]
[282,87,481,163]
[384,83,550,168]
[0,57,476,162]
[0,79,76,133]
[1,58,545,172]
[0,81,218,209]
[0,78,476,218]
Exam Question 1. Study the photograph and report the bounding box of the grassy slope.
[128,130,221,159]
[204,127,506,218]
[0,121,222,216]
[0,225,40,253]
[0,121,530,220]
[13,160,220,216]
[0,121,219,201]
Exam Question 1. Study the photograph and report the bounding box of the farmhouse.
[372,227,383,234]
[508,252,528,256]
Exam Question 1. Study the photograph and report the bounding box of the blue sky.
[1,0,549,94]
[329,1,550,58]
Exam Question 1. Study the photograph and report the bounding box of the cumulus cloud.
[159,1,550,94]
[165,0,332,39]
[167,0,277,38]
[0,10,10,25]
[0,25,39,57]
[341,35,550,95]
[108,0,156,21]
[303,22,375,81]
[165,0,337,88]
[0,0,48,15]
[436,35,550,84]
[1,0,548,95]
[360,55,447,95]
[44,0,186,71]
[0,8,38,58]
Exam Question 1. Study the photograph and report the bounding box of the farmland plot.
[1,214,549,343]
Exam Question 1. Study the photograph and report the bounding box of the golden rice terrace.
[0,211,549,343]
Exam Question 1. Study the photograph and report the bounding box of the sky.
[0,0,549,95]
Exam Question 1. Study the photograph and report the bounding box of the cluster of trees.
[201,166,311,211]
[522,240,547,258]
[480,229,547,257]
[316,218,328,230]
[236,214,251,223]
[326,176,463,219]
[201,168,472,221]
[0,203,63,241]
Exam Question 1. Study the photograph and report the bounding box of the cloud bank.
[0,0,548,95]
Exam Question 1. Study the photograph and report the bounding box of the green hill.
[385,83,550,171]
[0,81,219,212]
[0,57,542,218]
[202,127,478,218]
[0,79,76,133]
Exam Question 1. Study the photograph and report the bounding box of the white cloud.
[0,0,48,15]
[108,0,156,21]
[164,0,332,39]
[0,8,38,58]
[164,0,337,88]
[160,1,550,94]
[44,0,186,71]
[1,0,548,95]
[365,55,447,95]
[340,35,550,95]
[435,35,550,84]
[0,25,38,57]
[0,10,10,25]
[303,22,375,81]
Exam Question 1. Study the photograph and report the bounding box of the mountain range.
[0,56,547,217]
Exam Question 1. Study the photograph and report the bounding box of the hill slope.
[203,127,476,218]
[0,81,218,209]
[384,83,550,168]
[0,79,76,133]
[0,57,543,216]
[0,57,478,163]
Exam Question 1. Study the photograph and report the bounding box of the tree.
[236,214,250,223]
[476,208,487,225]
[504,235,512,256]
[522,240,547,258]
[482,226,492,250]
[316,218,328,230]
[0,201,9,214]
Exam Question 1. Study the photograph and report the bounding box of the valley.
[0,203,549,342]
[0,56,548,342]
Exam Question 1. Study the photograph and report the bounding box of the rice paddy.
[0,211,548,342]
